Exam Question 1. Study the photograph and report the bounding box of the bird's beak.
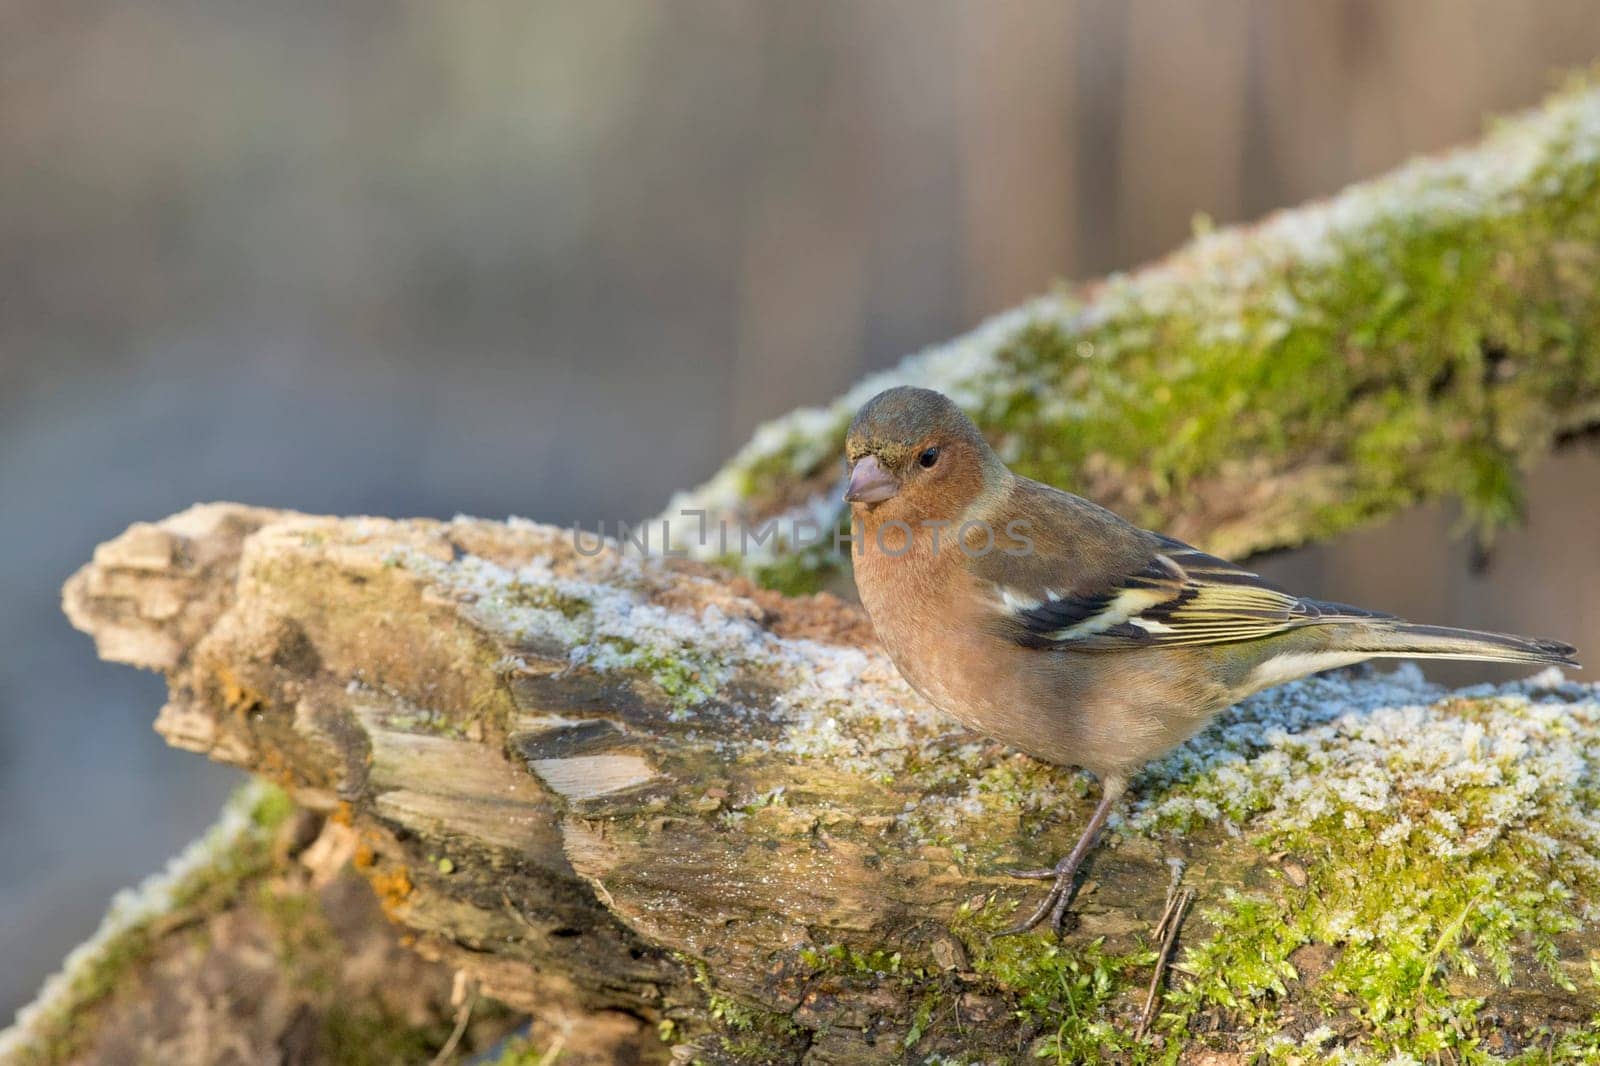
[844,455,898,504]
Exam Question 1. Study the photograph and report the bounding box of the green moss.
[732,512,855,596]
[597,635,728,716]
[6,781,510,1065]
[164,790,300,919]
[1509,972,1600,1064]
[1155,809,1594,1059]
[385,706,469,738]
[734,419,851,515]
[798,941,912,978]
[792,675,1600,1063]
[318,1005,458,1066]
[785,910,1159,1063]
[503,581,591,620]
[686,960,805,1061]
[249,783,297,829]
[9,783,293,1065]
[678,77,1600,587]
[1129,683,1600,1061]
[252,541,524,741]
[746,552,831,598]
[257,881,341,999]
[895,749,1094,872]
[902,993,938,1050]
[17,929,154,1065]
[986,157,1599,545]
[405,539,755,718]
[953,902,1158,1064]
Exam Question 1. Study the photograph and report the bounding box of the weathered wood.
[41,504,1600,1064]
[0,780,528,1066]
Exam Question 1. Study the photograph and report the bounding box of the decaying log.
[14,79,1600,1066]
[31,503,1600,1064]
[0,778,527,1066]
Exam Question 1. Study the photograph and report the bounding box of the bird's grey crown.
[846,386,976,463]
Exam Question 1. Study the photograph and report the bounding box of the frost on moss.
[662,78,1600,591]
[397,541,742,716]
[0,781,291,1064]
[398,527,945,742]
[1143,667,1600,1061]
[401,526,1600,1061]
[923,667,1600,1064]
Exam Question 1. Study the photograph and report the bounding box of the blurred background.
[5,0,1600,1020]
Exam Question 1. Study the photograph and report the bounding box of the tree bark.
[29,503,1600,1064]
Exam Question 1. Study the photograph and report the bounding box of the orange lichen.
[367,865,414,916]
[208,663,264,717]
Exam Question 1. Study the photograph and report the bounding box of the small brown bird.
[843,386,1578,935]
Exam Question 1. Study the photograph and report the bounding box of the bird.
[841,385,1579,936]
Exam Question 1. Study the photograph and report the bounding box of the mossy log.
[665,80,1600,595]
[32,503,1600,1065]
[0,780,529,1066]
[14,81,1600,1065]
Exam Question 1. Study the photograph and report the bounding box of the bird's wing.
[980,526,1389,652]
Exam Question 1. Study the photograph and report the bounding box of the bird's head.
[842,387,1002,521]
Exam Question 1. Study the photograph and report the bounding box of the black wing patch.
[998,537,1389,651]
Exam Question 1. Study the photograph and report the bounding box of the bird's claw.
[992,784,1119,938]
[995,861,1080,937]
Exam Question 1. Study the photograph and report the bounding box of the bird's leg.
[997,780,1123,937]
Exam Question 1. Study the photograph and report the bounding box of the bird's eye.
[918,447,940,469]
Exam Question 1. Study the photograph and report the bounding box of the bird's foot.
[995,854,1084,937]
[994,781,1122,938]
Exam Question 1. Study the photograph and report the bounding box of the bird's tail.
[1345,621,1578,668]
